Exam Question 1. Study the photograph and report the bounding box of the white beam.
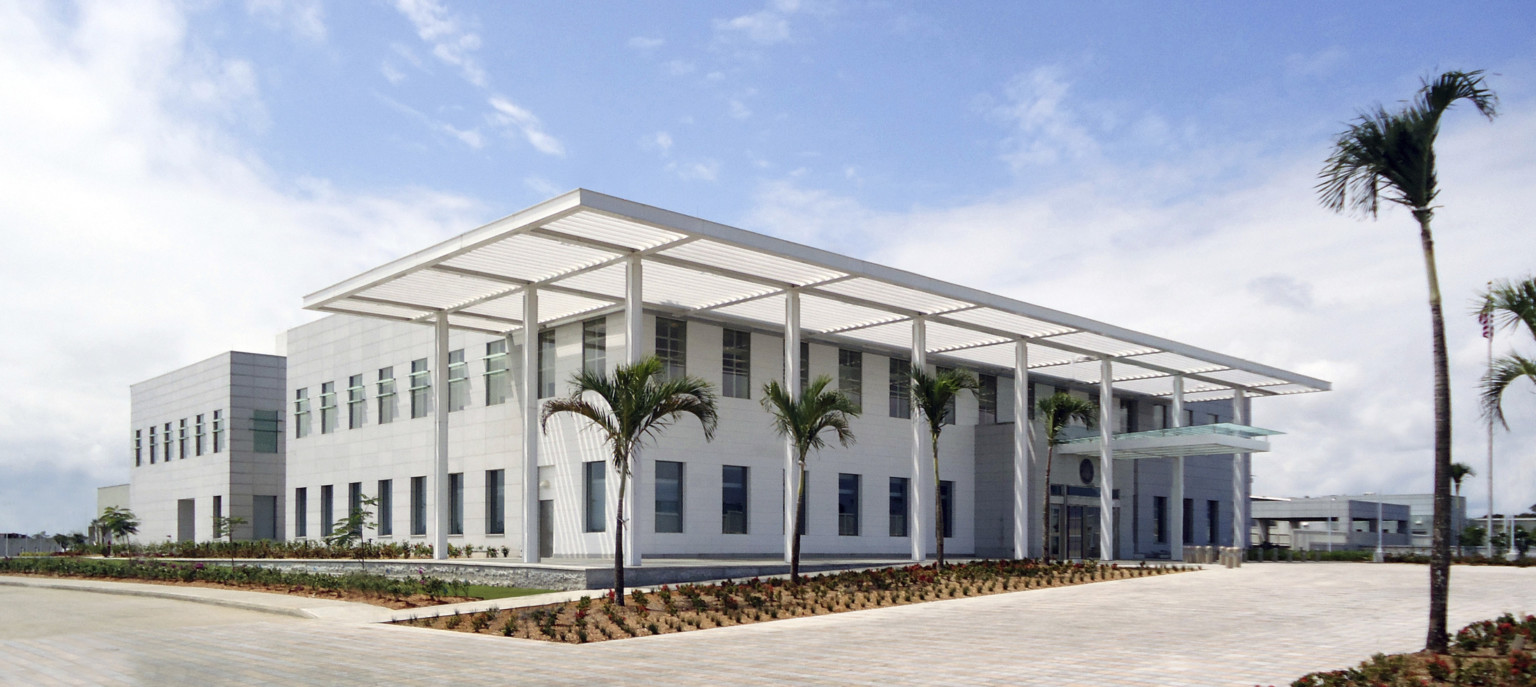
[1170,375,1185,562]
[1012,339,1033,559]
[520,288,540,563]
[784,289,801,565]
[910,316,926,562]
[433,313,450,560]
[624,255,643,567]
[1098,357,1115,561]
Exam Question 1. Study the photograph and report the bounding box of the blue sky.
[2,0,1535,535]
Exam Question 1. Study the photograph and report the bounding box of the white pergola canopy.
[1057,423,1283,460]
[303,189,1329,400]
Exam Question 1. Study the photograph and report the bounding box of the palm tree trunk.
[1417,210,1453,653]
[792,462,807,583]
[932,432,944,568]
[1041,446,1056,562]
[614,456,628,607]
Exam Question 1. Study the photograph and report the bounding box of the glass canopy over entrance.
[1057,423,1284,459]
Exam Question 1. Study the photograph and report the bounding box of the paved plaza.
[3,563,1535,686]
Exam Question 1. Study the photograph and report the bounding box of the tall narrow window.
[213,495,222,535]
[448,350,467,412]
[448,473,464,535]
[889,477,909,537]
[889,358,911,419]
[1182,498,1194,544]
[722,465,749,534]
[978,374,998,425]
[538,330,557,398]
[484,340,509,406]
[838,473,861,536]
[348,482,363,537]
[319,382,337,434]
[148,426,157,464]
[410,359,430,419]
[1183,409,1195,427]
[1028,383,1038,421]
[320,485,334,536]
[655,461,684,534]
[485,469,505,535]
[656,317,687,380]
[583,318,606,374]
[1118,399,1137,433]
[411,476,427,536]
[800,341,810,391]
[348,374,366,428]
[178,419,188,459]
[939,480,954,539]
[1207,500,1220,545]
[584,461,606,533]
[377,479,393,536]
[252,410,280,453]
[194,415,205,456]
[838,349,863,410]
[722,328,751,399]
[294,388,311,438]
[162,423,171,461]
[134,430,142,467]
[294,487,307,537]
[377,367,396,424]
[936,366,957,425]
[1153,495,1168,544]
[1207,412,1220,425]
[212,410,224,453]
[1153,404,1168,430]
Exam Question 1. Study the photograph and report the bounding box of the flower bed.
[0,556,479,608]
[60,539,501,560]
[398,559,1189,644]
[1287,613,1536,686]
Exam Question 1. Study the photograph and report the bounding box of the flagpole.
[1484,283,1495,558]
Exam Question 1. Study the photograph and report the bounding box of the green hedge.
[0,556,470,600]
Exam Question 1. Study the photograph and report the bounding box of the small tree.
[326,495,379,569]
[213,515,248,570]
[761,375,860,582]
[1459,524,1487,554]
[910,367,978,567]
[1035,392,1099,562]
[96,506,139,557]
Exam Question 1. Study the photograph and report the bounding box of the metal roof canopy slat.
[429,265,623,304]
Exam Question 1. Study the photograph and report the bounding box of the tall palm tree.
[1034,392,1099,562]
[1478,277,1536,429]
[541,356,717,606]
[96,506,139,557]
[1317,69,1497,653]
[761,375,860,582]
[910,367,978,567]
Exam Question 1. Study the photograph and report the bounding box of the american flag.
[1480,304,1493,339]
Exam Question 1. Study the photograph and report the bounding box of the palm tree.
[542,356,717,605]
[1317,69,1497,653]
[96,506,139,557]
[910,367,978,567]
[761,375,860,583]
[1034,392,1099,562]
[1448,462,1475,498]
[1478,277,1536,429]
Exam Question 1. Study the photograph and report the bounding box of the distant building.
[1251,493,1464,551]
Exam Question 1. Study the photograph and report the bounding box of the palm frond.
[1035,392,1099,446]
[1482,353,1536,429]
[761,375,860,461]
[910,368,979,435]
[1476,277,1536,342]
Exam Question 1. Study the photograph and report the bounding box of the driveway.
[2,563,1534,686]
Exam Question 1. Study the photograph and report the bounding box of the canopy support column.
[1012,339,1033,559]
[1232,387,1248,551]
[1098,357,1115,561]
[910,316,927,562]
[624,255,643,567]
[520,288,540,563]
[1170,375,1185,561]
[433,312,450,560]
[783,289,801,564]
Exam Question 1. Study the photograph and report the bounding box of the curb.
[0,576,325,619]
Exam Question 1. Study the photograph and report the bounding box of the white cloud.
[524,176,562,197]
[665,60,697,76]
[392,0,486,86]
[628,36,665,50]
[744,103,1536,517]
[667,159,721,182]
[989,65,1101,171]
[488,96,565,156]
[0,1,483,532]
[376,93,484,149]
[714,0,806,48]
[729,98,753,120]
[244,0,326,42]
[641,130,673,154]
[380,61,406,84]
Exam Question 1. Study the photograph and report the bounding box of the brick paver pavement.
[3,563,1534,685]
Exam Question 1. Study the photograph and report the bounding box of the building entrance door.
[176,499,195,542]
[1056,505,1102,559]
[538,499,554,558]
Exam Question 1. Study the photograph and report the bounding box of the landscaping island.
[1285,613,1536,686]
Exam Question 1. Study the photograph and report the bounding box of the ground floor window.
[939,480,954,539]
[485,469,504,535]
[449,473,464,535]
[320,485,334,536]
[377,479,393,536]
[1207,499,1220,545]
[1182,498,1193,544]
[584,461,605,533]
[722,465,748,534]
[1153,495,1168,544]
[212,494,222,535]
[838,473,860,536]
[411,476,426,536]
[654,461,683,534]
[295,487,307,537]
[348,482,363,537]
[889,477,908,537]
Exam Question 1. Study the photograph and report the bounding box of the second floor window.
[319,382,338,433]
[410,359,429,418]
[722,328,750,399]
[838,349,862,410]
[656,317,686,380]
[377,367,396,424]
[484,339,509,406]
[888,358,910,419]
[294,388,311,438]
[448,349,467,412]
[347,374,366,429]
[538,330,557,398]
[978,374,998,424]
[583,318,606,374]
